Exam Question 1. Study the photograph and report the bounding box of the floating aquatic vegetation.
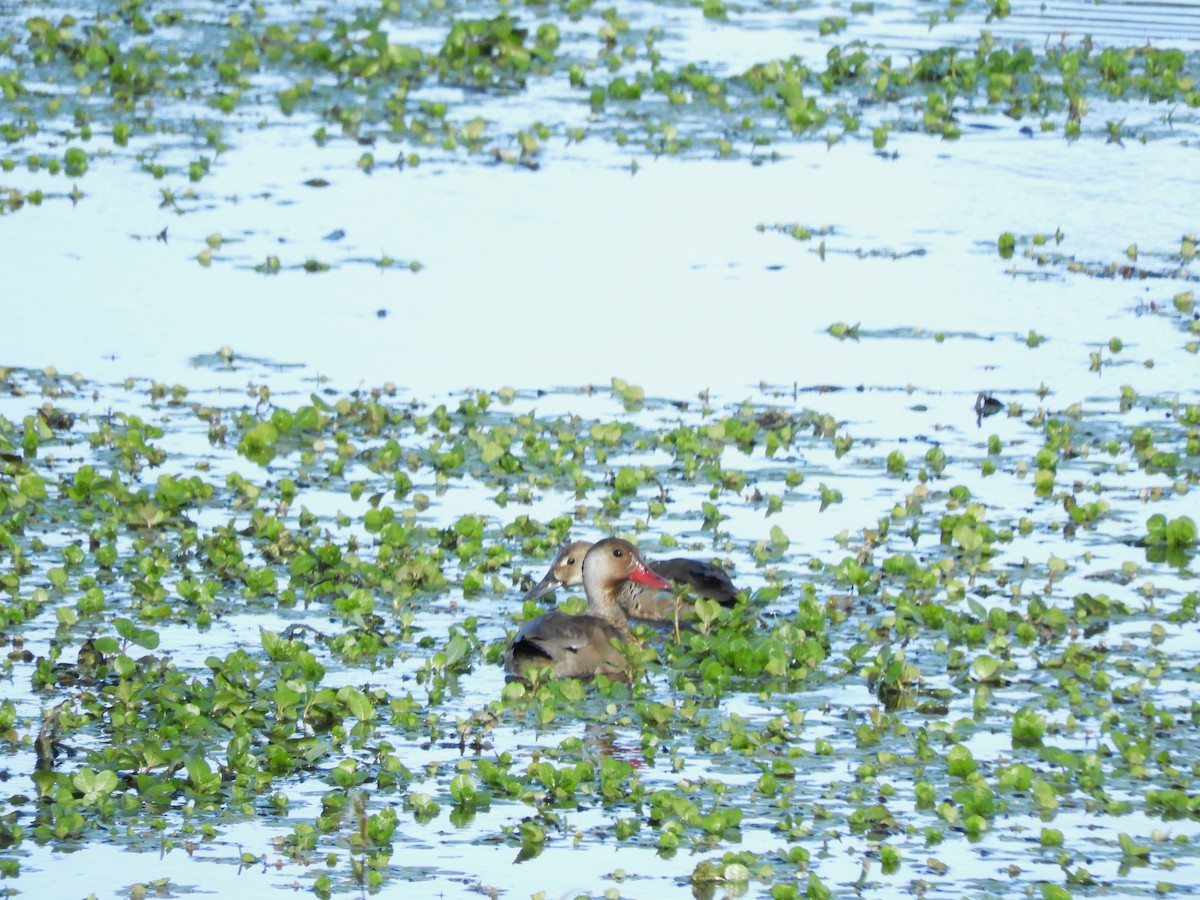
[1,346,1196,895]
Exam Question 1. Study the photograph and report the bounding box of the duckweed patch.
[0,352,1197,896]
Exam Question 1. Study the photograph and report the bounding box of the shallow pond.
[1,0,1199,897]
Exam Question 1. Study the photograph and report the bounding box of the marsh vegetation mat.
[1,359,1197,898]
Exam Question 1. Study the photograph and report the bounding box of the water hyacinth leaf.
[1118,833,1151,859]
[946,744,977,777]
[963,814,987,836]
[971,654,1000,682]
[337,686,375,723]
[289,553,317,578]
[289,405,322,433]
[724,863,751,882]
[1031,779,1058,811]
[997,763,1033,790]
[73,768,118,804]
[185,754,220,794]
[827,322,860,340]
[693,597,721,630]
[1166,516,1197,548]
[237,421,279,465]
[1146,514,1198,548]
[769,525,789,550]
[818,484,843,511]
[449,773,477,807]
[16,472,47,500]
[442,634,472,672]
[114,617,160,650]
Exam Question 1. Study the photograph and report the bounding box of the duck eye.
[566,557,575,565]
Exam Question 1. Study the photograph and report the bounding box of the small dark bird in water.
[975,392,1003,425]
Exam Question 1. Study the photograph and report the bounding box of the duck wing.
[651,557,740,605]
[504,610,629,680]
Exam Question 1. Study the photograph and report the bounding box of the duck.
[504,537,670,681]
[522,539,740,621]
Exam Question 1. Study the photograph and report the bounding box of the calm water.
[2,0,1199,897]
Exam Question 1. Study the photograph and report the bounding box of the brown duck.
[523,539,740,621]
[504,538,670,681]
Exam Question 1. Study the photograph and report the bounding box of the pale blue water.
[2,0,1199,897]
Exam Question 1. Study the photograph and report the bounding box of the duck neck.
[585,583,633,635]
[618,579,650,606]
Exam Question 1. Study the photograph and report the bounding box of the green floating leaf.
[769,525,789,550]
[827,322,860,340]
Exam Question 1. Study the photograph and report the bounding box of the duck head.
[581,537,671,615]
[522,540,592,602]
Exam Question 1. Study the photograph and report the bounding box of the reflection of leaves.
[1145,544,1192,568]
[514,841,543,863]
[515,819,546,863]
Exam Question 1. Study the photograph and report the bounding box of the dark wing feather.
[651,557,740,605]
[504,610,628,680]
